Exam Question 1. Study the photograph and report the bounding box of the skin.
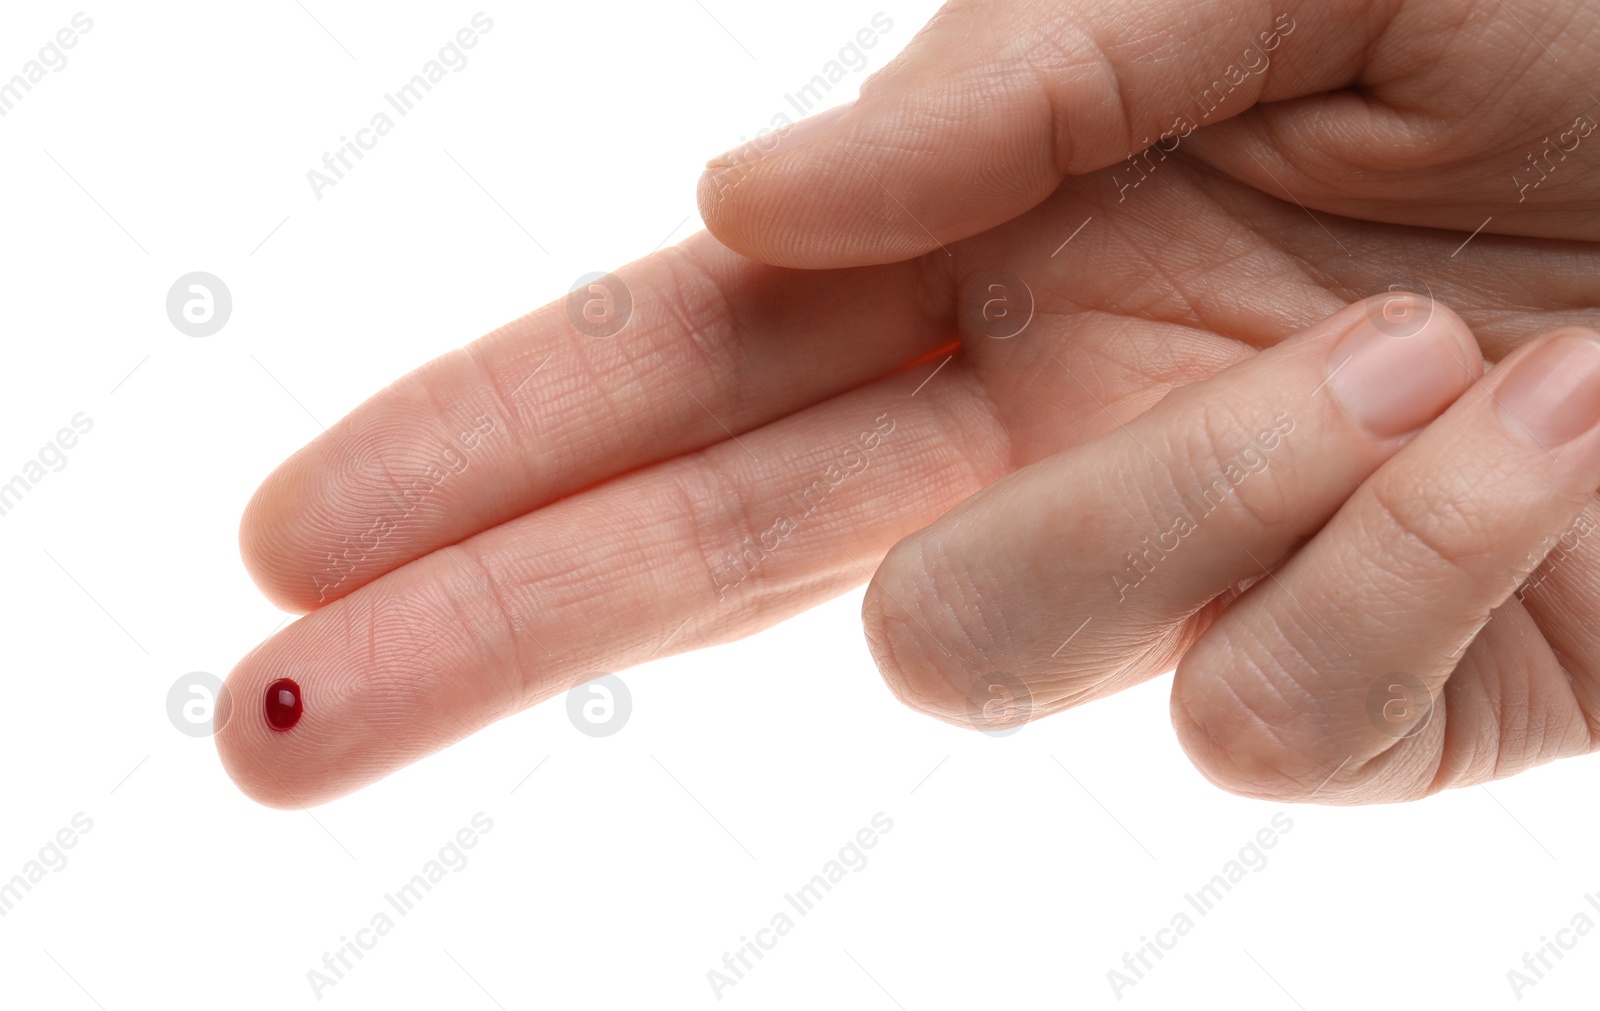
[217,0,1600,807]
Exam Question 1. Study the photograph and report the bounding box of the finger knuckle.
[1361,476,1495,583]
[1159,397,1294,538]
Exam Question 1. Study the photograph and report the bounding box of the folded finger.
[861,294,1481,726]
[1173,326,1600,800]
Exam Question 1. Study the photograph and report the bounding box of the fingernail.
[1494,330,1600,447]
[706,101,854,170]
[1325,296,1475,439]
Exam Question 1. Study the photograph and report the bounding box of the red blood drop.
[264,678,303,731]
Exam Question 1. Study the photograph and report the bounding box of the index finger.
[242,231,951,612]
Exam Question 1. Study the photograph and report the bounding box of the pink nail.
[1495,331,1600,447]
[1325,296,1476,439]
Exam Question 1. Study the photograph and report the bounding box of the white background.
[0,1,1596,1008]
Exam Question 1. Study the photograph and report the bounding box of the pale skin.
[217,0,1600,806]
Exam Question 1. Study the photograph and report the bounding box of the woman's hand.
[217,0,1600,807]
[698,0,1600,802]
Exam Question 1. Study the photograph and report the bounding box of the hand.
[216,0,1600,807]
[696,0,1600,802]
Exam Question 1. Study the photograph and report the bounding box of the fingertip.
[696,152,925,270]
[862,541,1039,734]
[1355,291,1482,370]
[213,616,381,810]
[695,77,1056,269]
[239,465,320,615]
[1168,664,1335,803]
[213,653,327,810]
[215,555,537,810]
[861,565,970,725]
[214,708,312,812]
[1489,324,1600,449]
[1322,292,1484,441]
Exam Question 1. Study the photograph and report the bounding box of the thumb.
[697,0,1381,267]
